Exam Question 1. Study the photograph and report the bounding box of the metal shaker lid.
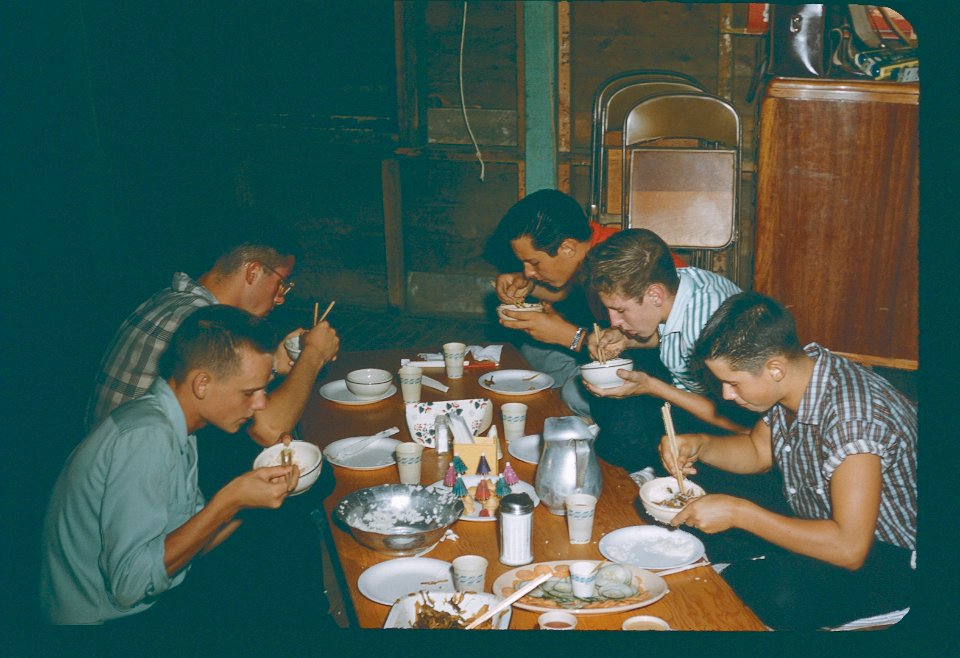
[499,492,534,515]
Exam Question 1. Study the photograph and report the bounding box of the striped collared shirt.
[659,267,741,394]
[765,344,917,550]
[86,273,217,429]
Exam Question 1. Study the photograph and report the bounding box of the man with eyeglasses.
[87,236,339,446]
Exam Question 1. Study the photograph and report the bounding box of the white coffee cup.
[564,493,598,545]
[395,443,424,485]
[451,555,488,593]
[569,561,597,599]
[501,402,528,442]
[398,365,423,403]
[442,342,467,379]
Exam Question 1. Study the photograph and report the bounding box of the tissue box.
[453,433,500,477]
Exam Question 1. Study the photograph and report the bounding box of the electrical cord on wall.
[459,1,486,182]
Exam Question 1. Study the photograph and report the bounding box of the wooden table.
[300,345,765,631]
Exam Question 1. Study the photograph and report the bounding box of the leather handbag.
[767,4,830,77]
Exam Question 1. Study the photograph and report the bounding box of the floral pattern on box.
[405,398,493,448]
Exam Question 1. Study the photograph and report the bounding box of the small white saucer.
[319,379,397,405]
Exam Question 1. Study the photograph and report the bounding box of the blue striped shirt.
[87,273,217,429]
[765,344,917,550]
[659,267,741,394]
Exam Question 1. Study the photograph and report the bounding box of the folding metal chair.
[588,70,706,223]
[620,91,741,273]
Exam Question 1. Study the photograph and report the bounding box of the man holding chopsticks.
[86,228,339,446]
[83,223,340,631]
[487,190,685,417]
[42,306,301,629]
[662,292,916,630]
[579,228,749,476]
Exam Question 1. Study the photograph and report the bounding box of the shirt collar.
[148,377,191,442]
[795,342,829,426]
[171,271,218,304]
[661,268,692,335]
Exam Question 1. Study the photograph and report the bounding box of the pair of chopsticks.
[660,402,686,496]
[593,323,606,365]
[464,571,553,630]
[313,300,335,326]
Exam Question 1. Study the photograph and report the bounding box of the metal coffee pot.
[534,416,603,515]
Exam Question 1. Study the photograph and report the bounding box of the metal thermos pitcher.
[534,416,603,514]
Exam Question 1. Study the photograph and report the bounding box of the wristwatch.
[569,327,587,352]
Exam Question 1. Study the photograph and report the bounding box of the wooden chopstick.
[593,323,605,365]
[313,302,319,326]
[316,300,335,325]
[464,571,552,630]
[661,402,686,496]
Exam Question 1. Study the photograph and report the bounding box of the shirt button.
[783,445,791,452]
[816,488,824,495]
[788,487,797,494]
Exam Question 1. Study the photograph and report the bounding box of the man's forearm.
[248,349,329,446]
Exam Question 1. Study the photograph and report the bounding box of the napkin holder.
[405,398,493,448]
[453,426,501,477]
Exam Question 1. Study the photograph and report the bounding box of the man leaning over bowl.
[660,292,916,630]
[41,306,301,626]
[85,222,339,448]
[486,189,685,416]
[579,228,747,474]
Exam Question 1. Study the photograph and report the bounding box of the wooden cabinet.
[754,78,918,369]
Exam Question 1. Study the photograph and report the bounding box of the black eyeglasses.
[260,262,296,298]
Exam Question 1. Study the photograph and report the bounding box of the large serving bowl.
[334,484,464,556]
[639,476,706,524]
[384,591,511,629]
[579,357,634,388]
[253,440,323,496]
[496,302,544,322]
[345,368,393,398]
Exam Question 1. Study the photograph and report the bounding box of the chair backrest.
[621,92,741,251]
[589,71,706,219]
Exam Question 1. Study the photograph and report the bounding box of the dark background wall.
[3,0,953,638]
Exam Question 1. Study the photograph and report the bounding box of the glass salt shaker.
[434,413,450,454]
[498,492,534,566]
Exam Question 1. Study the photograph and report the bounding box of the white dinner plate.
[428,474,539,522]
[384,592,511,629]
[319,379,397,405]
[507,434,542,465]
[323,436,402,470]
[358,557,455,606]
[491,560,668,615]
[599,525,706,571]
[478,370,554,396]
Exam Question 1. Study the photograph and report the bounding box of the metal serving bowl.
[334,484,464,556]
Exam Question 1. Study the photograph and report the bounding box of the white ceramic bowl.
[384,591,511,629]
[345,368,393,398]
[496,302,544,322]
[253,440,323,496]
[579,357,634,388]
[639,476,706,524]
[283,335,302,361]
[622,614,671,631]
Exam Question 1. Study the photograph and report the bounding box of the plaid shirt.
[86,273,217,429]
[765,344,917,550]
[659,267,741,394]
